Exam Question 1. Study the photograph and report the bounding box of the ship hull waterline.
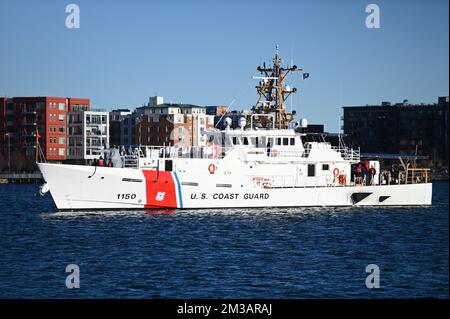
[37,163,433,210]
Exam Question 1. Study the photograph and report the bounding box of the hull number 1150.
[117,193,136,200]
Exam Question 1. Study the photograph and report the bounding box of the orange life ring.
[270,149,279,157]
[208,163,216,174]
[333,168,340,177]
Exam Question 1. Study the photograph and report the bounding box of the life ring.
[208,163,216,174]
[333,168,340,177]
[270,149,279,157]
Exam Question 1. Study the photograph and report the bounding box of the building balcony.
[21,110,37,115]
[21,144,36,149]
[22,132,37,138]
[21,122,37,126]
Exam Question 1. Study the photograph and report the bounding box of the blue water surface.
[0,182,448,298]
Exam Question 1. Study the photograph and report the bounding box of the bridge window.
[283,138,289,145]
[276,138,281,145]
[290,138,295,145]
[322,164,329,171]
[243,137,249,145]
[232,137,237,145]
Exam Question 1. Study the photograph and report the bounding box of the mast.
[251,45,308,129]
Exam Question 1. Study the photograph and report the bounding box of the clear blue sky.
[0,0,448,131]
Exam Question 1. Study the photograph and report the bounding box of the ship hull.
[38,163,433,210]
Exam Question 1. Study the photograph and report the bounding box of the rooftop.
[151,103,205,109]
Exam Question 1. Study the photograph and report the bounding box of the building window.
[59,137,65,145]
[58,103,65,111]
[59,148,65,156]
[58,114,65,121]
[59,127,65,133]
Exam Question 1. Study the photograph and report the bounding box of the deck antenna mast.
[251,45,308,129]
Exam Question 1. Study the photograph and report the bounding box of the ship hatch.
[351,192,372,204]
[165,160,173,171]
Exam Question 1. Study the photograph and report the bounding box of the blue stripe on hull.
[172,172,183,208]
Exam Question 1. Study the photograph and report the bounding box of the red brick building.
[0,96,89,171]
[134,104,214,147]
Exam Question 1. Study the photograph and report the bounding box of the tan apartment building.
[135,97,214,147]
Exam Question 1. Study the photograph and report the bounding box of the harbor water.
[0,182,448,298]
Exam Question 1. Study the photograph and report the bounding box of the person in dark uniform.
[390,164,397,184]
[266,141,271,157]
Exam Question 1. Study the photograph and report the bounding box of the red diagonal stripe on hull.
[142,170,178,208]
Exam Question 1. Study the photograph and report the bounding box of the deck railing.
[115,144,360,167]
[331,146,360,162]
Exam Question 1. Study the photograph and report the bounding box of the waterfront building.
[109,109,135,147]
[343,96,449,168]
[0,96,89,170]
[67,110,109,163]
[134,97,214,147]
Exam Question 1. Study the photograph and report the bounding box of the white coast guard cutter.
[37,49,432,210]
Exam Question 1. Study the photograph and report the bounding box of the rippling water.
[0,182,448,298]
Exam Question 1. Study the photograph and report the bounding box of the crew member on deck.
[369,166,376,185]
[364,162,370,186]
[98,156,105,167]
[390,164,397,184]
[355,162,363,185]
[266,141,271,157]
